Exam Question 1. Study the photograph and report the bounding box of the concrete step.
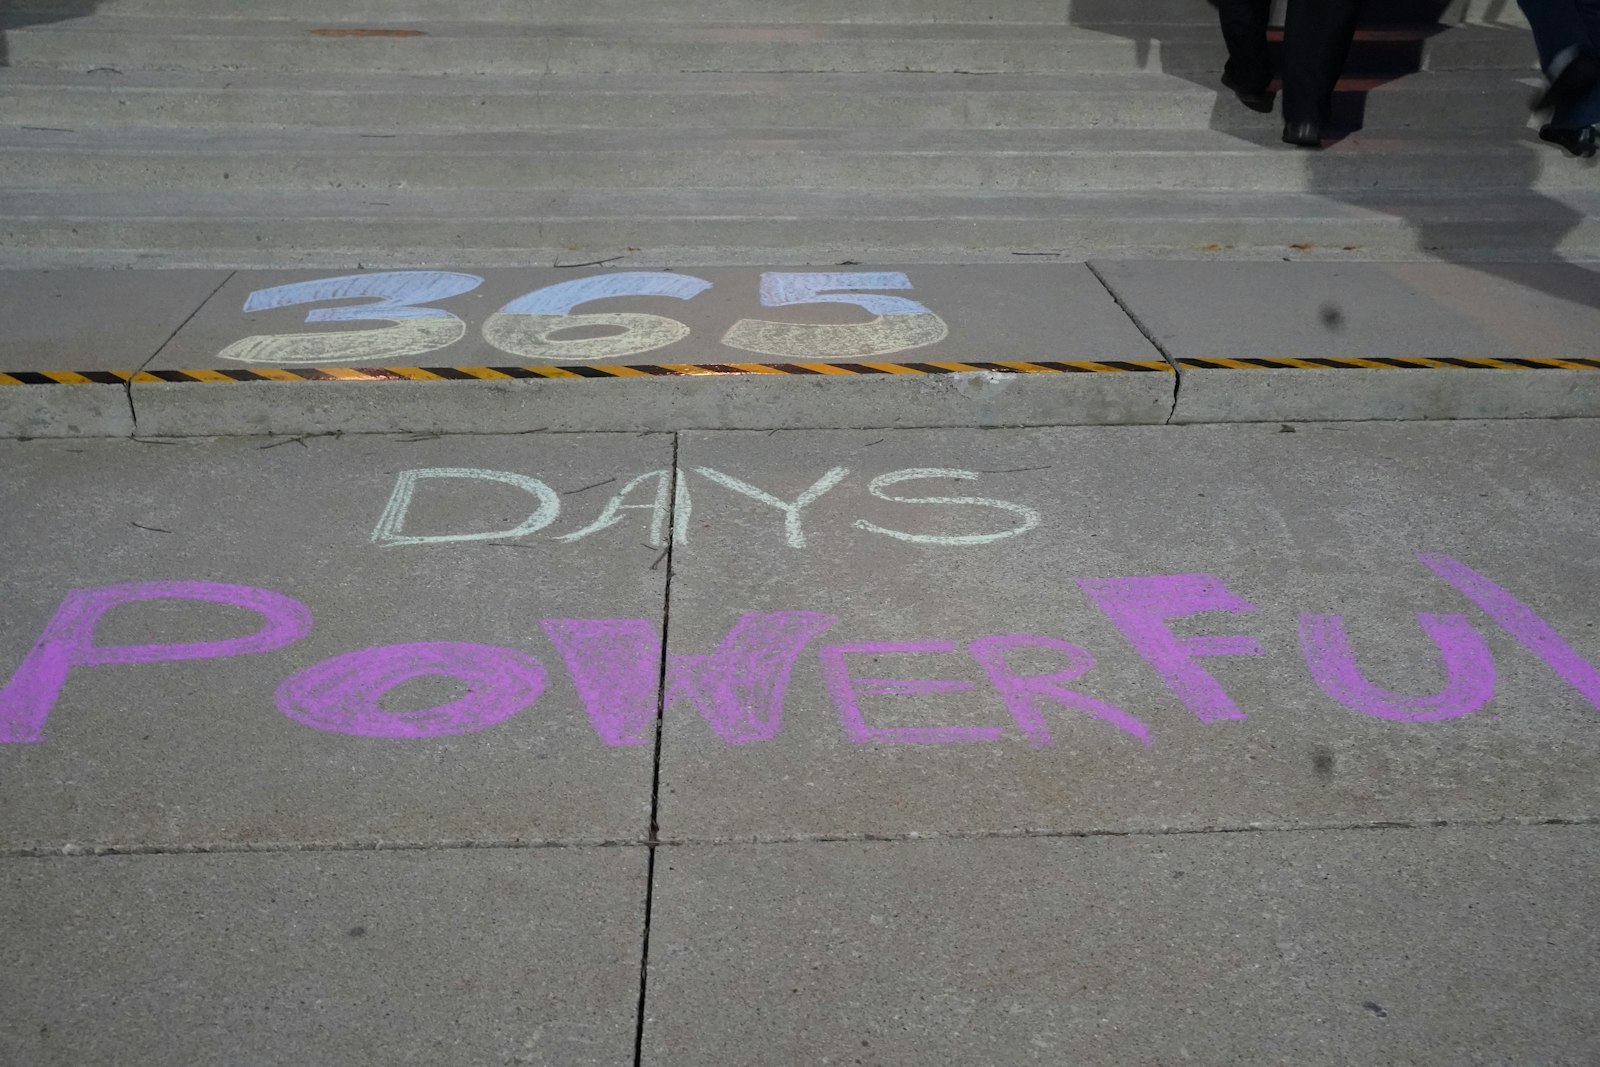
[0,0,1531,28]
[0,15,1535,76]
[0,124,1578,196]
[3,187,1595,267]
[0,69,1541,133]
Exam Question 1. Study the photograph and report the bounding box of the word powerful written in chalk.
[4,556,1596,750]
[372,466,1041,549]
[218,270,949,366]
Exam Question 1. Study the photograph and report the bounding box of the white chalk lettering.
[558,469,692,548]
[854,468,1040,546]
[694,466,851,548]
[371,468,561,547]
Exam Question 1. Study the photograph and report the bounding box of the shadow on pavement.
[1,2,107,68]
[1073,0,1600,311]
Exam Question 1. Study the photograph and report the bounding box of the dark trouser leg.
[1519,0,1600,127]
[1214,0,1274,91]
[1281,0,1363,126]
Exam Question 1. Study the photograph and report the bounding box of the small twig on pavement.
[563,477,617,496]
[554,255,625,269]
[130,521,171,534]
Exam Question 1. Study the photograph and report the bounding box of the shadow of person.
[1071,0,1600,313]
[1,2,108,68]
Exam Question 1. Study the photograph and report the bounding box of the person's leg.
[1281,0,1363,128]
[1520,0,1600,128]
[1558,0,1600,126]
[1214,0,1274,92]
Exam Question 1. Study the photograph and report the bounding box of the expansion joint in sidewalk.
[633,430,680,1067]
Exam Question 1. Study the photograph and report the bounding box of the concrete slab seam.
[10,815,1597,860]
[1085,259,1181,422]
[632,432,678,1067]
[129,268,238,433]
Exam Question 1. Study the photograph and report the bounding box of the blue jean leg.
[1518,0,1600,126]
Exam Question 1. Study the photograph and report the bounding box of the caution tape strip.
[1,355,1596,385]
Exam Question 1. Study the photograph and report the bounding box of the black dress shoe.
[1282,120,1324,148]
[1539,124,1599,158]
[1221,71,1274,113]
[1532,47,1600,114]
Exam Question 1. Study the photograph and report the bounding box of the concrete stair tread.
[0,123,1556,154]
[6,0,1530,25]
[0,15,1224,42]
[7,185,1594,219]
[3,15,1530,77]
[0,66,1538,98]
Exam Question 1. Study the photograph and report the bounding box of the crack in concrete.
[11,814,1596,861]
[126,268,236,436]
[632,430,680,1067]
[1085,260,1180,423]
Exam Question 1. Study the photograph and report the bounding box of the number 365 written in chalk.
[218,270,949,366]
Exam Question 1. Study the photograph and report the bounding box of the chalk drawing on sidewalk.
[720,272,948,358]
[370,466,1037,549]
[4,557,1597,749]
[482,272,712,361]
[217,269,950,365]
[218,271,483,365]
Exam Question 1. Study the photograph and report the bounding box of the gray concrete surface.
[658,420,1600,839]
[11,127,1592,197]
[0,432,666,849]
[129,263,1173,436]
[0,380,133,438]
[0,269,226,437]
[6,261,1600,436]
[0,269,226,371]
[0,2,1575,266]
[130,368,1176,438]
[1,846,646,1066]
[643,827,1600,1066]
[1093,261,1600,423]
[1093,261,1600,364]
[2,417,1596,1065]
[152,264,1157,369]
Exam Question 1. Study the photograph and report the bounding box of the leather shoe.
[1539,124,1599,158]
[1221,71,1274,113]
[1282,120,1324,148]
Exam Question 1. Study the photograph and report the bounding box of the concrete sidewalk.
[2,260,1598,438]
[2,419,1598,1064]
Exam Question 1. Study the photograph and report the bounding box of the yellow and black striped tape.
[0,355,1595,386]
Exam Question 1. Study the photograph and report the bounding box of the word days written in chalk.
[3,556,1597,750]
[370,466,1041,549]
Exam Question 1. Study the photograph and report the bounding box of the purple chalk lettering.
[820,640,997,744]
[276,641,545,738]
[668,612,838,744]
[968,633,1150,747]
[541,619,660,746]
[1078,573,1264,723]
[543,612,836,746]
[1419,553,1600,711]
[0,581,313,744]
[1298,613,1494,722]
